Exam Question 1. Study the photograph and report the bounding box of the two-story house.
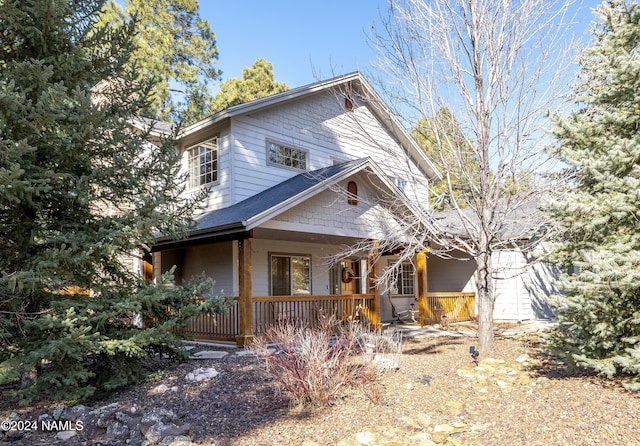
[148,72,479,344]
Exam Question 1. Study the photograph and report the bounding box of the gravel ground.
[2,324,640,445]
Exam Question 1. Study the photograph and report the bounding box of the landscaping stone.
[185,366,218,382]
[190,350,228,359]
[372,353,399,370]
[150,383,178,395]
[55,430,77,441]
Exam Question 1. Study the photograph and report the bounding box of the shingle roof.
[433,198,544,241]
[157,158,372,244]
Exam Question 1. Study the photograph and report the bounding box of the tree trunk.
[475,245,495,352]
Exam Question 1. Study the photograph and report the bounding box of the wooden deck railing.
[180,299,240,341]
[177,292,474,341]
[252,294,375,335]
[422,292,476,323]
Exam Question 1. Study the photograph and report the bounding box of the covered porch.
[157,236,476,345]
[151,160,476,344]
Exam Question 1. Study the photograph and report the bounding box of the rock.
[55,430,77,441]
[61,405,88,422]
[140,408,176,436]
[495,379,508,389]
[150,383,172,395]
[373,354,399,371]
[158,436,199,446]
[115,411,142,431]
[433,424,455,433]
[105,420,129,440]
[93,403,121,428]
[336,437,362,446]
[144,421,191,444]
[354,430,377,445]
[4,429,24,441]
[52,405,66,421]
[431,431,449,444]
[407,432,437,445]
[399,415,422,432]
[238,347,275,356]
[445,400,464,416]
[191,350,229,359]
[185,367,218,382]
[414,412,432,428]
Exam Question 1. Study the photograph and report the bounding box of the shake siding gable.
[264,178,405,240]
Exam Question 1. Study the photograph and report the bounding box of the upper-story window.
[267,140,307,170]
[188,138,218,188]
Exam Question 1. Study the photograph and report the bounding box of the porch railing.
[252,294,375,336]
[181,299,240,341]
[178,292,474,342]
[422,291,476,323]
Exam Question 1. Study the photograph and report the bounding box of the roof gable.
[154,158,424,248]
[182,72,441,181]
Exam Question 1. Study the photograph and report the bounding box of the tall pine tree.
[0,0,222,403]
[546,0,640,388]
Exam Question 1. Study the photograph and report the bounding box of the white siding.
[427,247,557,321]
[180,127,234,213]
[491,250,534,321]
[229,92,430,208]
[250,239,338,297]
[264,177,406,240]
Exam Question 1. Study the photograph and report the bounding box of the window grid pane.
[268,142,307,170]
[401,263,414,295]
[188,138,218,188]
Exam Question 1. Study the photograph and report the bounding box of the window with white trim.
[267,141,307,170]
[188,138,218,188]
[270,254,311,295]
[392,262,415,295]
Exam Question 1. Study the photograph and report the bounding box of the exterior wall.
[157,242,234,296]
[522,245,559,319]
[427,246,558,321]
[229,92,430,208]
[250,239,340,297]
[427,252,476,293]
[179,127,234,214]
[180,242,235,297]
[491,250,533,321]
[263,176,406,240]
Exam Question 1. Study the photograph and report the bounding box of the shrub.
[251,311,402,407]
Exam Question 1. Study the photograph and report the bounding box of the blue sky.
[201,0,389,91]
[202,0,602,93]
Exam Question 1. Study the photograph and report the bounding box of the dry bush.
[251,311,402,407]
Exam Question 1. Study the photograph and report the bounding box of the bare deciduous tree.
[363,0,581,351]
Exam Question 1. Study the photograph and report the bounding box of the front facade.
[149,73,477,343]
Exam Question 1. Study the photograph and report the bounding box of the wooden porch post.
[417,249,428,326]
[236,237,254,346]
[368,241,382,330]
